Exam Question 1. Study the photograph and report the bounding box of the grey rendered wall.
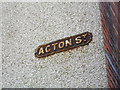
[0,2,2,90]
[2,2,107,88]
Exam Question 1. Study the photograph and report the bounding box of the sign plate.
[35,32,92,58]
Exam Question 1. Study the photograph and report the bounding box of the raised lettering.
[35,32,93,58]
[45,45,51,53]
[75,36,82,44]
[52,43,58,50]
[82,33,87,38]
[58,41,64,48]
[38,47,44,55]
[65,39,72,47]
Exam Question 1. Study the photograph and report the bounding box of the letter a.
[38,47,44,55]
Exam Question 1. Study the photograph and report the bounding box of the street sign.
[35,32,92,58]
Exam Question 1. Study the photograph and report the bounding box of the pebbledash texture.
[2,2,107,88]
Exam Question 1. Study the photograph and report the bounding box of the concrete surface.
[2,2,107,88]
[0,2,2,90]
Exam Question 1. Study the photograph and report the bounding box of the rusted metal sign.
[35,32,92,58]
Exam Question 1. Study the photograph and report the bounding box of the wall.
[2,2,107,88]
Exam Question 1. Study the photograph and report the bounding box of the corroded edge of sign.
[35,32,93,58]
